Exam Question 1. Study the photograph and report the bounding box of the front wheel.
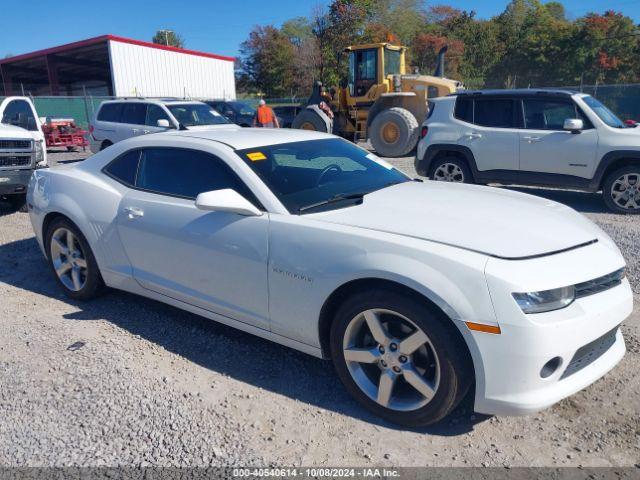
[603,166,640,214]
[45,217,105,300]
[330,289,471,427]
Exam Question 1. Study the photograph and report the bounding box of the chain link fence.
[555,84,640,121]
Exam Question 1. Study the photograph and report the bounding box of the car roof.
[167,127,336,150]
[99,99,207,106]
[451,88,579,98]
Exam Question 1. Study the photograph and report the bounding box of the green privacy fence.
[31,96,111,129]
[0,95,116,129]
[2,84,639,130]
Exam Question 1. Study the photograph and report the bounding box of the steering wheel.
[316,164,342,186]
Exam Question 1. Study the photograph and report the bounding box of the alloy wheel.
[50,227,88,292]
[611,173,640,211]
[342,308,440,412]
[433,163,464,182]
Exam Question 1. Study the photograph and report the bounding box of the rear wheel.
[429,157,473,184]
[330,289,471,427]
[292,109,329,133]
[369,107,419,158]
[45,217,105,300]
[603,166,640,214]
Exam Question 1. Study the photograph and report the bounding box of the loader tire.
[370,107,419,158]
[292,109,329,133]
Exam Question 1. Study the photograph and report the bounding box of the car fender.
[267,218,496,350]
[306,252,492,399]
[591,150,640,189]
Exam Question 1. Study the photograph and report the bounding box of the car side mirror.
[195,189,262,217]
[564,118,584,134]
[157,119,172,128]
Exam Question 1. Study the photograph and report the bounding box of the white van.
[89,99,238,153]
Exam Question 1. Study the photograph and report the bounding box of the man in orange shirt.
[253,99,280,128]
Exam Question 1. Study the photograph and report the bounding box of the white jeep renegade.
[415,89,640,214]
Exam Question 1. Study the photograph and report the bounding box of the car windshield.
[582,96,626,128]
[167,104,230,127]
[229,102,256,116]
[237,138,410,214]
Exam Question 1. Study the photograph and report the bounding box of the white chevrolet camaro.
[27,128,633,426]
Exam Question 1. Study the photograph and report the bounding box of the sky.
[1,0,639,60]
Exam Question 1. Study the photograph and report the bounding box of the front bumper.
[471,239,633,416]
[0,169,32,195]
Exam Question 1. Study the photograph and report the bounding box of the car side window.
[103,150,141,186]
[97,103,124,123]
[2,100,38,131]
[120,103,147,125]
[474,99,516,128]
[454,98,473,123]
[523,99,577,130]
[135,148,260,205]
[146,105,171,127]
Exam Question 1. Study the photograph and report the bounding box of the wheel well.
[41,212,72,258]
[600,157,640,189]
[100,140,112,150]
[318,278,474,374]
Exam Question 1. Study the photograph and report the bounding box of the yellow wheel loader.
[292,43,462,157]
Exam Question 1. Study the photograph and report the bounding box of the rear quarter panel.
[28,164,132,288]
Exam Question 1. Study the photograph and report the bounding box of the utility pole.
[158,29,173,46]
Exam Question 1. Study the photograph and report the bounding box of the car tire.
[291,109,330,133]
[429,156,473,184]
[330,288,472,427]
[369,107,419,158]
[602,165,640,214]
[7,194,27,212]
[100,140,113,151]
[45,217,105,300]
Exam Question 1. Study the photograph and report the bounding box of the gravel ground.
[0,149,638,467]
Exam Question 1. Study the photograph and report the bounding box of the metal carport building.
[0,35,236,99]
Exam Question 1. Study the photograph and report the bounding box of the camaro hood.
[184,124,241,131]
[312,181,601,259]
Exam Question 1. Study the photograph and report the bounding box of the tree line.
[235,0,640,98]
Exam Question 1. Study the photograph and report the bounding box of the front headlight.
[512,286,575,314]
[34,140,47,167]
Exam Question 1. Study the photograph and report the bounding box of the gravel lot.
[0,149,638,467]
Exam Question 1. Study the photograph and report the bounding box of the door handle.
[466,132,482,139]
[123,206,144,219]
[523,136,541,143]
[143,129,150,134]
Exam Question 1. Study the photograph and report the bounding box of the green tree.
[238,25,296,97]
[486,0,573,87]
[152,30,185,48]
[571,11,640,85]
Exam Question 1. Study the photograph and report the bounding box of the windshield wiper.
[297,192,368,213]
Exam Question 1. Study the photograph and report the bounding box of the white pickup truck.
[0,96,47,209]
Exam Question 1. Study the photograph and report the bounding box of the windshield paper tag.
[366,153,393,170]
[247,152,267,161]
